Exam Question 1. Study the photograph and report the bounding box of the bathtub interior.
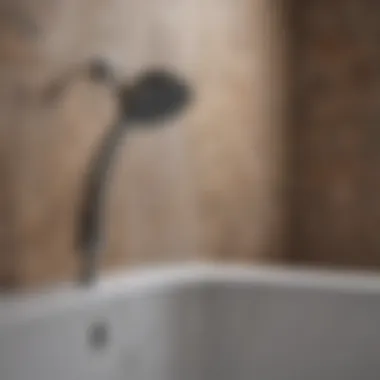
[1,264,380,380]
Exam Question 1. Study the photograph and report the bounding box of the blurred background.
[0,0,378,290]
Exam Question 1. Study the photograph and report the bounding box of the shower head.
[77,64,193,285]
[120,69,192,123]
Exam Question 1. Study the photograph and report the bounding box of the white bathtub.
[1,264,380,380]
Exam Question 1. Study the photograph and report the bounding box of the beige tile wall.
[0,0,287,290]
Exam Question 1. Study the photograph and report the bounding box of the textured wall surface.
[0,0,286,290]
[290,0,380,269]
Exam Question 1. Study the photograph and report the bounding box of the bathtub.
[1,264,380,380]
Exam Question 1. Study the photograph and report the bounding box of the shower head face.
[120,70,192,123]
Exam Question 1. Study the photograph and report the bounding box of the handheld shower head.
[77,64,193,284]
